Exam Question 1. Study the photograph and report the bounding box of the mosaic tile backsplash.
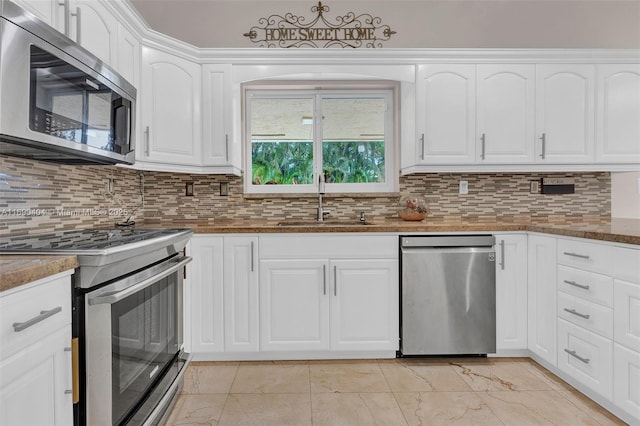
[1,155,611,237]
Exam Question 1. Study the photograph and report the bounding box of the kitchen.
[1,0,639,424]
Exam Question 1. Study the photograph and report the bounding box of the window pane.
[250,97,314,185]
[321,98,386,184]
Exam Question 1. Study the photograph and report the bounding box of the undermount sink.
[277,220,373,227]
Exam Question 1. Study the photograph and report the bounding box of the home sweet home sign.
[243,2,397,48]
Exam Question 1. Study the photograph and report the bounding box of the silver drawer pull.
[65,390,73,395]
[564,348,590,364]
[563,252,590,260]
[13,307,62,332]
[563,280,590,290]
[563,308,590,320]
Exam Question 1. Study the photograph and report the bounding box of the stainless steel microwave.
[0,0,136,165]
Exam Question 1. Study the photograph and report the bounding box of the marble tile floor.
[166,357,625,426]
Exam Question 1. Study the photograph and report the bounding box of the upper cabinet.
[68,0,118,66]
[11,0,65,33]
[476,64,535,164]
[415,64,476,164]
[139,46,202,166]
[596,65,640,164]
[536,65,595,163]
[201,64,236,169]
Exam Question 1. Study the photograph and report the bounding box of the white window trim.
[243,81,398,195]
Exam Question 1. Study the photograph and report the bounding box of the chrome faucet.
[317,173,330,221]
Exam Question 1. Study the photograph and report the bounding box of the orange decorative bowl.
[397,194,428,221]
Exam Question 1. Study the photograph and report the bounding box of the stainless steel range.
[0,227,193,425]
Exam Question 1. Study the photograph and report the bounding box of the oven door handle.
[88,256,192,306]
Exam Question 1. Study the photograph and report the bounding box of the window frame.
[243,81,398,195]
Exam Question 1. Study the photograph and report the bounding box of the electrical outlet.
[459,180,468,195]
[185,182,194,196]
[530,180,540,194]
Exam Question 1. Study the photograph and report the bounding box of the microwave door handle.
[87,256,192,306]
[113,104,131,153]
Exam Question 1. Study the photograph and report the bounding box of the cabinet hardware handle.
[564,348,590,364]
[563,252,590,260]
[225,135,229,162]
[71,7,81,44]
[59,0,70,36]
[480,133,486,160]
[539,133,546,159]
[13,306,62,332]
[499,240,505,270]
[563,280,590,290]
[144,126,150,156]
[333,265,337,296]
[250,241,254,272]
[65,390,73,395]
[323,264,327,295]
[419,134,425,160]
[563,308,590,320]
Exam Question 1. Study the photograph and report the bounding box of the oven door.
[84,255,191,426]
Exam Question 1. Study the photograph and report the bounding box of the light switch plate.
[459,180,468,195]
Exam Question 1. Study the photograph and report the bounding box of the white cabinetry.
[11,0,65,32]
[415,64,476,164]
[495,234,528,353]
[527,234,557,366]
[259,234,398,355]
[596,64,640,163]
[223,236,259,352]
[476,64,535,164]
[139,46,202,166]
[536,65,595,163]
[68,0,117,66]
[189,236,224,353]
[0,272,74,426]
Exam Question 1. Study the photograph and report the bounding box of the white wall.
[612,172,640,219]
[130,0,640,49]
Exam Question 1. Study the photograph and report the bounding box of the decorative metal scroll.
[243,2,397,48]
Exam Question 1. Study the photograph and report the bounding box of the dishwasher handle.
[401,235,495,248]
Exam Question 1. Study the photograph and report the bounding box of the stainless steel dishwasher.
[400,235,496,356]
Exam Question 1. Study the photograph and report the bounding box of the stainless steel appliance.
[0,228,193,425]
[0,0,136,165]
[400,235,496,356]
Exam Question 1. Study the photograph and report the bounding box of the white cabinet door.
[223,236,259,352]
[614,279,640,352]
[115,23,140,88]
[189,236,224,353]
[202,64,236,169]
[536,65,595,163]
[330,259,398,351]
[0,327,72,426]
[613,343,640,421]
[495,234,528,352]
[477,65,535,164]
[528,234,557,366]
[596,64,640,163]
[68,0,118,66]
[12,0,65,33]
[259,259,330,351]
[415,64,476,164]
[139,46,202,165]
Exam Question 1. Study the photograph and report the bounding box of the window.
[244,83,397,194]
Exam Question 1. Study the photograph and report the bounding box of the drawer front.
[260,235,398,259]
[0,274,71,360]
[558,291,613,339]
[613,247,640,283]
[614,279,640,352]
[558,318,613,400]
[557,239,611,275]
[558,265,613,308]
[613,343,640,421]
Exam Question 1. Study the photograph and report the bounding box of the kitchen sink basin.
[277,220,373,227]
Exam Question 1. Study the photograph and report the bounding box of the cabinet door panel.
[596,65,640,163]
[614,279,640,352]
[70,0,117,65]
[536,65,595,163]
[477,65,535,163]
[224,237,258,352]
[496,235,528,351]
[416,64,476,164]
[613,343,640,420]
[330,259,398,351]
[259,260,329,351]
[202,64,233,166]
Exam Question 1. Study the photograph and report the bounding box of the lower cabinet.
[0,272,74,426]
[613,343,640,420]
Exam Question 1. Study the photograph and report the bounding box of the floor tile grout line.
[216,362,240,424]
[378,359,411,426]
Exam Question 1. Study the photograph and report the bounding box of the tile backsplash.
[1,155,611,236]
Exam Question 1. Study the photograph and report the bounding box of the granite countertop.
[0,255,78,293]
[2,217,638,293]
